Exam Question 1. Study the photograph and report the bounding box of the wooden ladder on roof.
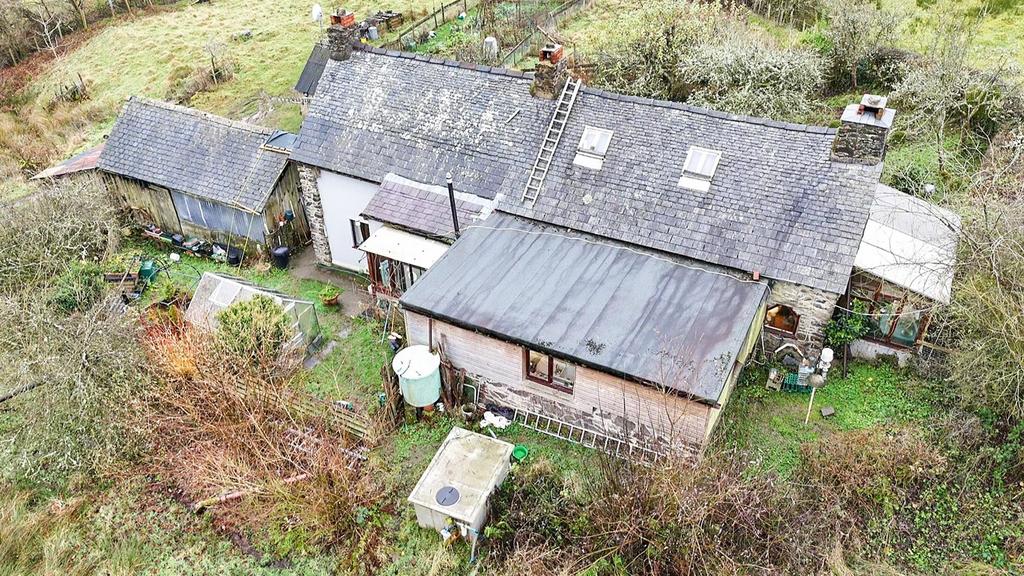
[520,76,582,207]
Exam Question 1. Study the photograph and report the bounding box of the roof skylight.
[678,146,722,192]
[573,127,614,170]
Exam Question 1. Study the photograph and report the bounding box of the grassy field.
[886,0,1024,72]
[717,362,934,479]
[0,0,441,200]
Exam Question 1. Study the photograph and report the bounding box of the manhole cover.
[435,486,460,506]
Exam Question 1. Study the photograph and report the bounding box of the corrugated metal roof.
[32,143,104,180]
[400,214,768,403]
[360,226,450,269]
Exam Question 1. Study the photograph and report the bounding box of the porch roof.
[360,226,450,269]
[855,184,960,304]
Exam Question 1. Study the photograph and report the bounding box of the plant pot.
[460,402,477,421]
[321,294,340,306]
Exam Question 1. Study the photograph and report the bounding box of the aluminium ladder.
[520,76,582,206]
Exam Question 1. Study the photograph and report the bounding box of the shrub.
[678,25,826,121]
[216,294,294,362]
[0,178,118,292]
[0,294,150,491]
[821,0,906,92]
[165,61,236,104]
[583,1,719,101]
[825,299,870,349]
[48,261,103,314]
[743,0,824,27]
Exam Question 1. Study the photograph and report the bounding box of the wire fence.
[500,0,594,67]
[385,0,476,50]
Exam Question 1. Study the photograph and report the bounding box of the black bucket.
[226,247,243,266]
[271,246,290,269]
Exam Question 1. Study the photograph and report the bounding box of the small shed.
[185,272,321,351]
[98,97,310,252]
[408,427,514,543]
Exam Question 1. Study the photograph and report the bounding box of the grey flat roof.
[98,97,291,212]
[400,214,768,403]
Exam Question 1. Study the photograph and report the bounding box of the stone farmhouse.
[288,30,958,451]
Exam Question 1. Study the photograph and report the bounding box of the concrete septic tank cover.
[408,427,514,543]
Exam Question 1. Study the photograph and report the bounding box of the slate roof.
[98,97,292,212]
[298,48,884,293]
[361,173,493,241]
[295,42,329,95]
[499,87,883,294]
[291,49,553,200]
[400,214,769,404]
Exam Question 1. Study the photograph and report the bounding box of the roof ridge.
[348,45,835,135]
[351,42,533,80]
[125,96,278,137]
[578,86,837,135]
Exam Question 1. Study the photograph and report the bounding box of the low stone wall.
[297,164,332,265]
[764,281,840,357]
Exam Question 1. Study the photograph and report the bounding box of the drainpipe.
[446,172,460,239]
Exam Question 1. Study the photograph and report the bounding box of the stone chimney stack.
[532,43,566,99]
[831,94,896,165]
[326,10,358,61]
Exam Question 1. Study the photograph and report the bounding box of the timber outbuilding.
[99,97,309,252]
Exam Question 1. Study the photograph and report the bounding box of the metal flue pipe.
[446,172,460,238]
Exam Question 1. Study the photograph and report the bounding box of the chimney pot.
[532,46,567,100]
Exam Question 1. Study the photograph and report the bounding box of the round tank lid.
[392,345,441,379]
[435,485,460,506]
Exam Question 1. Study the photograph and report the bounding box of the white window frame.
[679,146,722,191]
[573,127,614,170]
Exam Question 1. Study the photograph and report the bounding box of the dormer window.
[678,146,721,192]
[573,127,613,170]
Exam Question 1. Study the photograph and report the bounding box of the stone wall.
[764,281,841,357]
[831,121,889,165]
[297,163,332,265]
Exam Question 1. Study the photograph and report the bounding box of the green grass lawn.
[717,361,934,478]
[887,0,1024,73]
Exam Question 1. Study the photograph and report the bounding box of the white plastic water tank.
[392,345,441,407]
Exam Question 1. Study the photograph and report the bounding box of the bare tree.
[22,0,65,57]
[64,0,87,30]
